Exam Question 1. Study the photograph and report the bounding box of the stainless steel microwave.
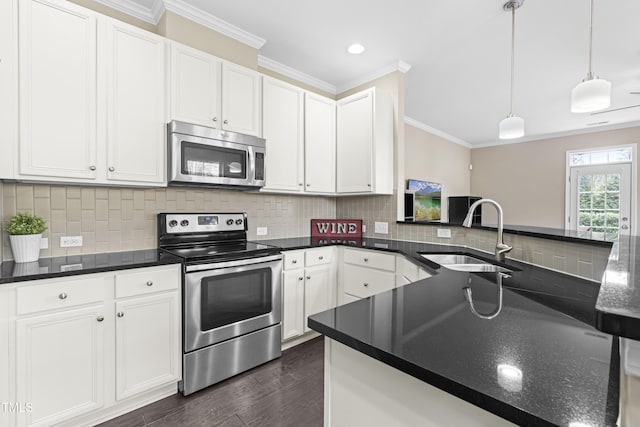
[168,120,266,190]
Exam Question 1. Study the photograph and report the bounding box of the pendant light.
[499,0,525,140]
[571,0,611,113]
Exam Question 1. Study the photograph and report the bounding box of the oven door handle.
[185,254,282,272]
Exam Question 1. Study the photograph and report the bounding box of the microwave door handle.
[248,147,255,184]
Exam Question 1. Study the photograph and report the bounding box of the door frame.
[565,143,637,235]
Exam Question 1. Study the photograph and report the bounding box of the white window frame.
[565,143,637,235]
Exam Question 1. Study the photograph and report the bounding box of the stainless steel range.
[158,212,283,396]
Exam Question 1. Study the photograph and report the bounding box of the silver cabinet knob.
[292,259,297,264]
[319,256,324,260]
[298,277,304,281]
[212,117,218,122]
[363,258,369,262]
[108,167,115,172]
[146,280,153,287]
[223,119,228,124]
[367,184,371,187]
[363,283,369,287]
[299,183,303,186]
[59,292,68,300]
[623,217,629,221]
[306,184,310,187]
[89,165,96,171]
[306,276,311,280]
[117,312,125,318]
[97,316,104,322]
[622,225,629,230]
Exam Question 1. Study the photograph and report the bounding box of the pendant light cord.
[509,4,516,115]
[587,0,594,78]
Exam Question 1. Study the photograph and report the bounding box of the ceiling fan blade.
[590,104,640,115]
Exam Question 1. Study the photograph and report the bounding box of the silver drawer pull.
[306,276,311,280]
[58,292,68,300]
[363,258,369,262]
[223,119,229,124]
[146,280,153,287]
[89,165,96,171]
[292,260,297,264]
[298,277,304,281]
[319,256,324,260]
[97,316,104,322]
[117,312,125,318]
[363,283,369,287]
[108,166,115,172]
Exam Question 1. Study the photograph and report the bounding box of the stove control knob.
[180,220,189,227]
[168,220,178,228]
[226,219,234,226]
[235,219,243,225]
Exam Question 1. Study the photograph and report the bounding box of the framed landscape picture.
[407,179,442,221]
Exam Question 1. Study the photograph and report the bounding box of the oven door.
[184,254,282,353]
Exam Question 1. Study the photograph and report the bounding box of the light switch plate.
[39,238,48,249]
[256,227,268,236]
[437,228,452,238]
[374,222,389,234]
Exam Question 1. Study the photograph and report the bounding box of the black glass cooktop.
[163,241,281,262]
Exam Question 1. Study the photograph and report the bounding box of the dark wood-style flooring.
[98,337,324,427]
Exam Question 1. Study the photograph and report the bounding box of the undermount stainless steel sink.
[421,254,513,274]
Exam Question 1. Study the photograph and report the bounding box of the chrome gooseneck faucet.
[462,199,512,262]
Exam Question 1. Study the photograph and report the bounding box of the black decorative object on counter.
[449,196,482,225]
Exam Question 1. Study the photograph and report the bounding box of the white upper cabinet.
[304,92,336,193]
[170,43,221,128]
[18,0,97,180]
[336,87,393,194]
[15,0,167,187]
[104,19,166,184]
[221,62,262,136]
[169,45,262,137]
[262,76,304,192]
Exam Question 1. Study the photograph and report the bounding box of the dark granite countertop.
[0,249,182,284]
[255,236,621,426]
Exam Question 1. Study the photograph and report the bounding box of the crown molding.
[91,0,159,23]
[150,0,165,24]
[404,117,472,148]
[258,56,337,95]
[337,60,412,94]
[472,120,640,149]
[163,0,266,49]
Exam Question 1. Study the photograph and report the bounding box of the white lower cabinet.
[282,248,335,341]
[8,264,181,427]
[16,305,105,427]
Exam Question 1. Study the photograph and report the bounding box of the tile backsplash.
[2,184,611,282]
[1,183,336,260]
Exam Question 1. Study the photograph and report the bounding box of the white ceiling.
[103,0,640,147]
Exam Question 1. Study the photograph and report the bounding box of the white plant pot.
[9,234,42,263]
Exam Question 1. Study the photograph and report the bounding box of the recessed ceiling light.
[347,43,365,55]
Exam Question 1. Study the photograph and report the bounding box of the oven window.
[200,268,272,331]
[181,141,247,179]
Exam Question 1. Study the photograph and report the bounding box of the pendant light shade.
[499,115,525,139]
[571,76,611,113]
[571,0,611,113]
[498,0,525,140]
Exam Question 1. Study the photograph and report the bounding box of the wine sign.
[311,219,363,238]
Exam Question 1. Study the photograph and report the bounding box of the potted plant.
[6,213,47,263]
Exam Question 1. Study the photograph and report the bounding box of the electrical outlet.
[437,228,452,238]
[39,238,48,249]
[363,225,367,233]
[256,227,268,236]
[374,222,389,234]
[60,236,83,248]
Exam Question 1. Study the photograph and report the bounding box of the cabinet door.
[305,93,336,193]
[115,292,181,401]
[18,0,97,180]
[262,77,304,192]
[337,89,373,193]
[15,305,105,427]
[304,265,331,333]
[105,20,166,184]
[282,270,304,341]
[221,62,261,136]
[170,43,221,128]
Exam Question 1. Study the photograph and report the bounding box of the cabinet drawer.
[283,251,305,270]
[17,275,105,315]
[343,264,395,299]
[115,265,180,299]
[343,248,395,272]
[305,247,333,267]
